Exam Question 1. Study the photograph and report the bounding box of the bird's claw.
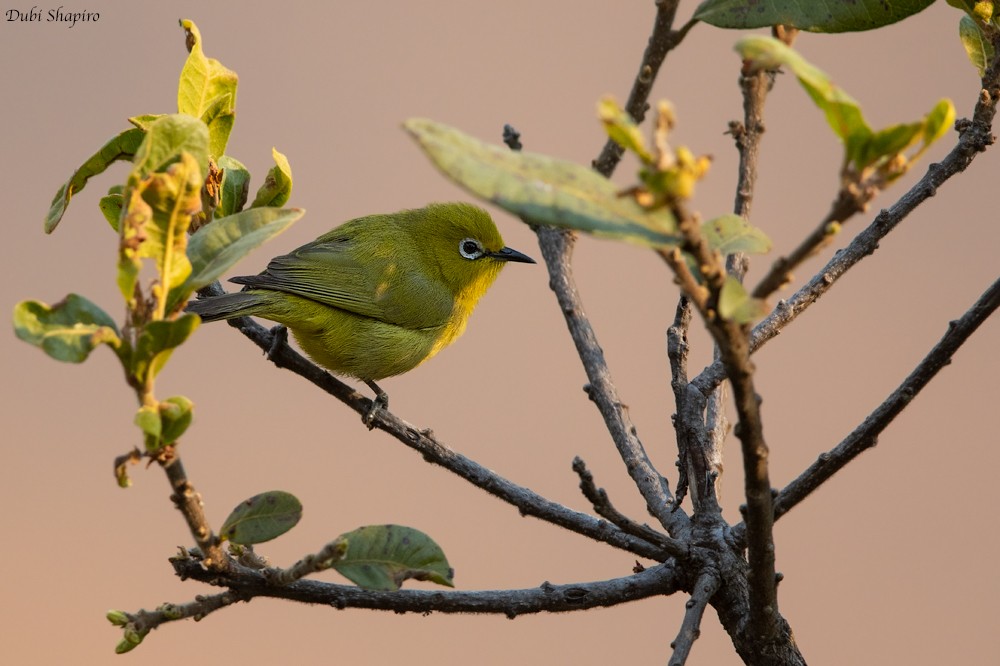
[363,392,388,430]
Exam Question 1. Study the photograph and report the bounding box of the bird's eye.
[459,238,484,260]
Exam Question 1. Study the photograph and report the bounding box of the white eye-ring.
[459,238,485,260]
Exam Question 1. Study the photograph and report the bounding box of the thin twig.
[592,1,693,177]
[537,227,686,540]
[572,457,686,552]
[126,588,250,636]
[751,189,862,300]
[668,571,720,666]
[730,274,1000,539]
[174,557,682,617]
[158,451,229,570]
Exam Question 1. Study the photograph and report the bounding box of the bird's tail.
[185,292,266,322]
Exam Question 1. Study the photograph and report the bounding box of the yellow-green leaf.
[702,214,772,255]
[177,19,238,158]
[250,148,293,208]
[598,96,652,163]
[217,155,250,217]
[718,276,766,324]
[13,294,121,363]
[405,118,681,248]
[45,128,145,233]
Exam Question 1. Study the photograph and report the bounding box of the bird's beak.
[490,246,536,264]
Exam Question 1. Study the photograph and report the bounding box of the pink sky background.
[2,2,998,664]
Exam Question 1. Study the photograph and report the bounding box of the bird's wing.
[232,236,454,330]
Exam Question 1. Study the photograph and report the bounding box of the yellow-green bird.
[186,202,534,417]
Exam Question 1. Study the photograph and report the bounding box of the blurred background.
[2,1,998,664]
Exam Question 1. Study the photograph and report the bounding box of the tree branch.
[669,570,720,666]
[199,284,681,561]
[692,77,1000,398]
[172,556,682,617]
[736,274,1000,535]
[592,1,693,177]
[573,456,685,552]
[158,451,229,571]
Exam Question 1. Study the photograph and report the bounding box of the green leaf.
[854,121,923,171]
[404,118,682,248]
[959,15,993,76]
[99,193,124,231]
[250,148,293,208]
[220,491,303,545]
[45,127,145,233]
[332,525,454,591]
[598,96,652,163]
[118,153,202,311]
[923,99,956,146]
[217,155,250,217]
[735,36,869,144]
[127,114,165,131]
[131,315,200,383]
[134,405,161,439]
[177,19,238,159]
[695,0,935,33]
[159,396,194,444]
[128,114,209,187]
[718,276,766,324]
[170,206,303,311]
[702,214,772,255]
[13,294,121,363]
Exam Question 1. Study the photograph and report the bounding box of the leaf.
[131,315,200,383]
[855,122,923,171]
[404,118,682,248]
[332,525,454,591]
[159,396,194,444]
[128,114,209,187]
[45,127,145,233]
[127,114,165,131]
[13,294,121,363]
[220,491,303,545]
[718,276,766,324]
[99,193,124,231]
[702,214,772,255]
[168,206,303,312]
[250,148,293,208]
[695,0,936,33]
[597,96,652,162]
[134,405,161,439]
[177,19,238,158]
[118,153,202,310]
[735,36,869,144]
[217,155,250,217]
[959,15,993,76]
[922,99,956,146]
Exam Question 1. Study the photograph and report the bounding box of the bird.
[186,202,534,421]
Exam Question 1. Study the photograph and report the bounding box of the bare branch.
[173,557,682,617]
[573,457,688,551]
[537,226,685,540]
[158,451,229,571]
[669,571,720,666]
[749,274,1000,532]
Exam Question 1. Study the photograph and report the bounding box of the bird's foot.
[362,380,388,430]
[266,325,289,363]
